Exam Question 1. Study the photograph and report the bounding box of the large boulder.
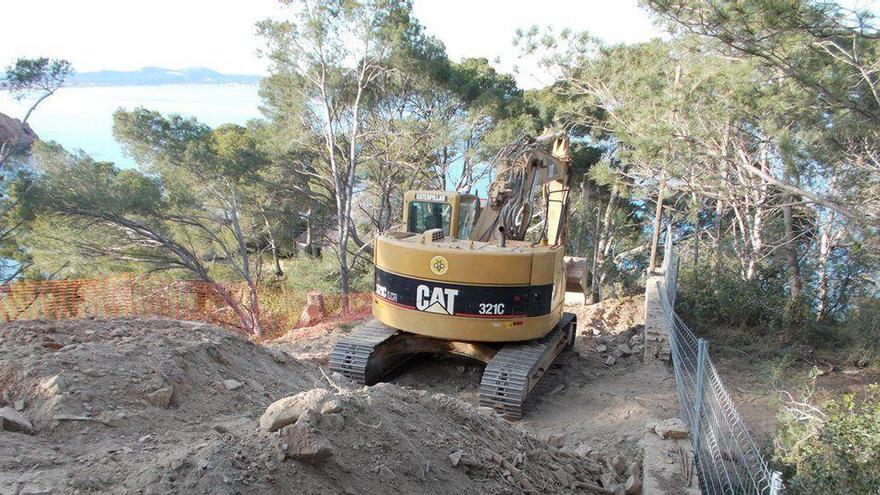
[259,388,333,432]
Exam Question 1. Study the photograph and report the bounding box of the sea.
[0,84,262,168]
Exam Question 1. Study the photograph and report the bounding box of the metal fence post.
[770,471,784,495]
[692,338,708,456]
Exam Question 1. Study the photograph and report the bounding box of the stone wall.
[643,275,671,361]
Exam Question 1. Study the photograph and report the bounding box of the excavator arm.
[470,133,572,247]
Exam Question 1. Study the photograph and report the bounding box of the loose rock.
[0,406,34,434]
[145,384,174,408]
[615,344,632,356]
[600,472,617,489]
[260,388,332,432]
[547,433,566,449]
[39,374,64,396]
[223,379,243,391]
[283,422,333,464]
[624,463,642,495]
[574,443,593,458]
[319,399,343,415]
[475,406,495,417]
[553,467,573,485]
[655,418,689,439]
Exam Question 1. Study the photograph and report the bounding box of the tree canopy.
[6,0,878,334]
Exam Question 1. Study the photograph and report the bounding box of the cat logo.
[429,255,448,275]
[415,285,459,315]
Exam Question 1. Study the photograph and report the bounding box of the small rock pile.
[593,328,645,366]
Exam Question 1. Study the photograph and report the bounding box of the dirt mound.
[567,295,645,336]
[1,319,639,494]
[0,318,317,493]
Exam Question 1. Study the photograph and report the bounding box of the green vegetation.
[2,1,876,338]
[774,380,880,494]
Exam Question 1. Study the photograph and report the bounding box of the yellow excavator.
[330,132,576,418]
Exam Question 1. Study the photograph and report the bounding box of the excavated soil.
[0,300,669,494]
[275,295,676,456]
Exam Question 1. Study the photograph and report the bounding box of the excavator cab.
[403,191,481,239]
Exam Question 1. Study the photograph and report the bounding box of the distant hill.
[67,67,262,87]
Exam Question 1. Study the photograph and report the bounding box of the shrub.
[676,264,786,332]
[843,297,880,364]
[773,378,880,495]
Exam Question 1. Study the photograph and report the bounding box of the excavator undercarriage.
[329,313,576,418]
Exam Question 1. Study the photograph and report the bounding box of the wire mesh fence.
[660,230,679,308]
[658,234,784,495]
[0,275,372,338]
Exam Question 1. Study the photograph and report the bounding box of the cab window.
[407,201,451,235]
[456,199,478,239]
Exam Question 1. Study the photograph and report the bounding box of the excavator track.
[330,314,576,420]
[478,313,576,419]
[329,321,403,384]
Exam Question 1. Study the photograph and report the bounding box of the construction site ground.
[278,294,677,455]
[0,295,690,495]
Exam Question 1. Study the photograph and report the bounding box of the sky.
[0,0,662,89]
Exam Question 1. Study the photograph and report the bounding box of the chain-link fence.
[657,233,784,495]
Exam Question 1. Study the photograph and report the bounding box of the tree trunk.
[379,190,392,232]
[591,185,619,303]
[816,220,832,321]
[692,192,700,267]
[782,197,802,301]
[262,211,284,277]
[714,199,723,277]
[648,185,664,273]
[745,153,769,281]
[590,204,602,304]
[580,176,593,299]
[304,208,314,257]
[227,187,261,337]
[248,281,262,338]
[580,174,592,258]
[271,243,283,277]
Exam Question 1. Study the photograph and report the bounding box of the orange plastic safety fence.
[0,275,371,338]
